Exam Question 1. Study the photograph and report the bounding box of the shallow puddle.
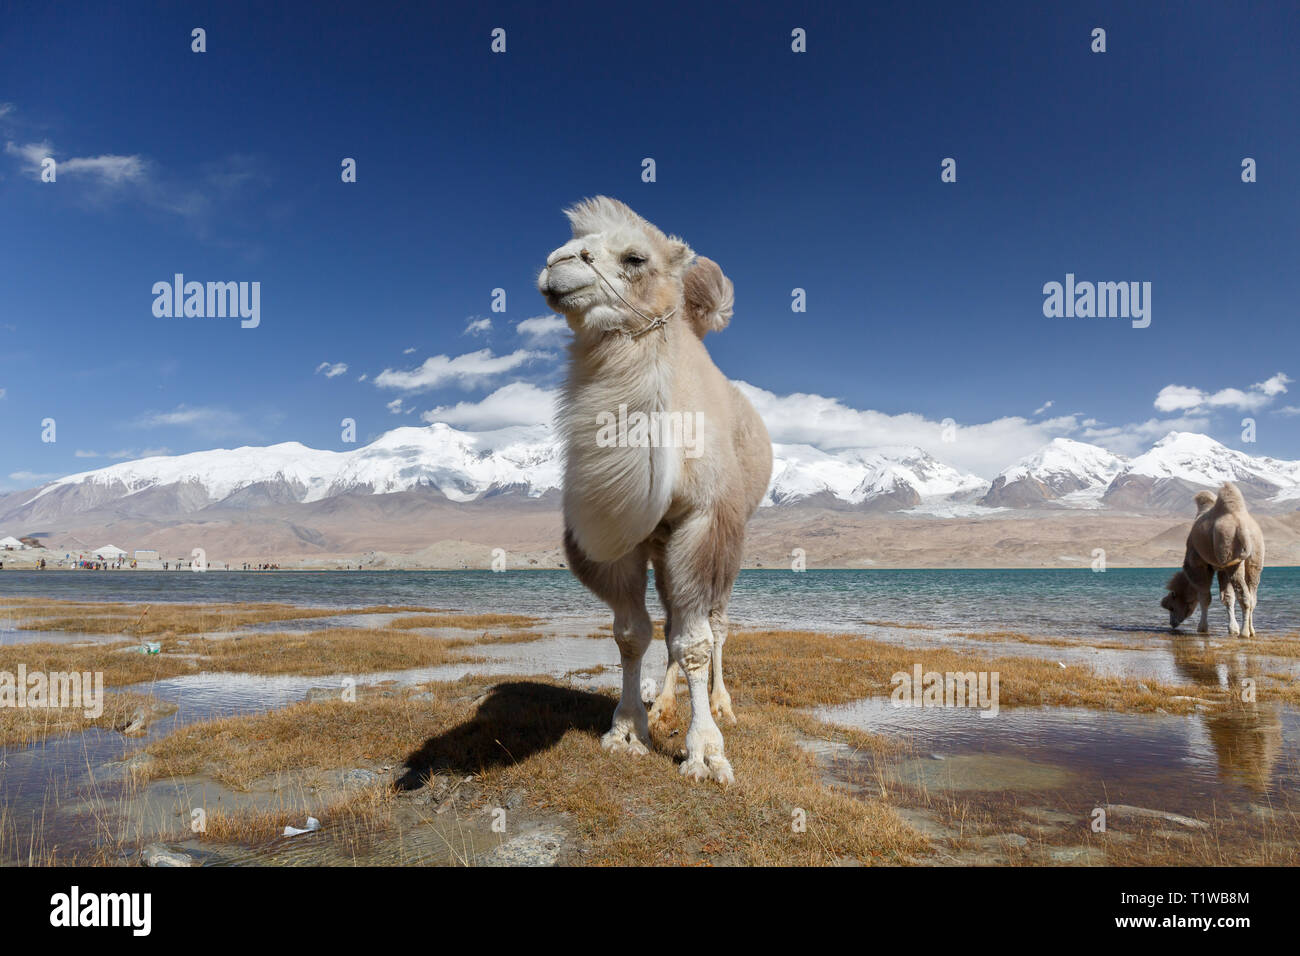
[808,697,1300,863]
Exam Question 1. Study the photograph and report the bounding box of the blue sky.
[1,0,1298,488]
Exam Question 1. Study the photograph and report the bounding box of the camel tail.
[1216,481,1248,514]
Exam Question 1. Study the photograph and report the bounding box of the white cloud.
[386,398,406,415]
[357,373,368,382]
[516,314,570,347]
[409,377,1226,478]
[374,348,552,393]
[1154,372,1290,413]
[463,318,492,337]
[422,382,556,430]
[402,347,416,354]
[0,387,6,400]
[1275,406,1300,418]
[315,361,348,378]
[0,103,14,119]
[733,381,1087,478]
[1257,372,1292,396]
[1078,416,1211,457]
[1034,400,1054,415]
[6,140,147,184]
[131,405,243,438]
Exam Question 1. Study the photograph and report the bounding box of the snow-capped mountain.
[980,438,1128,509]
[2,427,991,526]
[767,444,988,510]
[1103,432,1300,512]
[3,426,1298,530]
[7,424,563,524]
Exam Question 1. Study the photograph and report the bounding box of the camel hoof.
[711,698,737,725]
[601,728,649,756]
[680,754,735,786]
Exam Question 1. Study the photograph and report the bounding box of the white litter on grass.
[283,816,321,837]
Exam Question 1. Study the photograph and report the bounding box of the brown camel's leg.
[564,528,653,754]
[709,608,736,724]
[663,508,744,785]
[1219,568,1241,637]
[1242,559,1261,638]
[648,555,679,733]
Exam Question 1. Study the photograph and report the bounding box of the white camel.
[538,197,772,785]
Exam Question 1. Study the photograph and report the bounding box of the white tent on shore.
[0,535,28,550]
[94,544,128,558]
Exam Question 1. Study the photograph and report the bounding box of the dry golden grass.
[4,602,338,636]
[196,628,484,676]
[0,600,454,638]
[0,690,160,747]
[0,640,199,688]
[468,630,548,645]
[1236,632,1300,658]
[953,630,1138,650]
[191,785,398,849]
[142,674,928,865]
[725,629,1203,713]
[0,629,480,689]
[387,613,542,630]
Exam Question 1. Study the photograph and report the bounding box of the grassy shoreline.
[2,599,1297,866]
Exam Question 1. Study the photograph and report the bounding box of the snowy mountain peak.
[5,424,1299,530]
[767,444,988,510]
[980,438,1126,509]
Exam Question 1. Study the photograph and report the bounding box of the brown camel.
[1161,482,1264,637]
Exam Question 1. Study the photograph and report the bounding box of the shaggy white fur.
[539,197,772,785]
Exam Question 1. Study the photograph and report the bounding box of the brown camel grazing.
[1161,482,1264,637]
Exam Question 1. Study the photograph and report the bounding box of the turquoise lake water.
[2,567,1297,638]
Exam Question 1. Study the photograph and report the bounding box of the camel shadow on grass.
[394,680,616,791]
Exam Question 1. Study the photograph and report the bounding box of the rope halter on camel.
[579,248,675,339]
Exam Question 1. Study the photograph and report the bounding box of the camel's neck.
[564,325,678,415]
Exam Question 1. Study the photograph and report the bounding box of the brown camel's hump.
[1216,481,1248,513]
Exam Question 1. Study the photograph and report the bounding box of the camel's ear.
[682,255,734,338]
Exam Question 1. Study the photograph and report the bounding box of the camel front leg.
[604,606,654,755]
[671,613,733,785]
[563,529,653,756]
[649,660,679,733]
[1196,585,1212,634]
[1241,580,1258,638]
[647,558,678,733]
[708,608,736,725]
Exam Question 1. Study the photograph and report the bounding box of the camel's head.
[538,197,697,337]
[1161,570,1197,630]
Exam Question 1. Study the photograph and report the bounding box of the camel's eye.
[621,253,647,267]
